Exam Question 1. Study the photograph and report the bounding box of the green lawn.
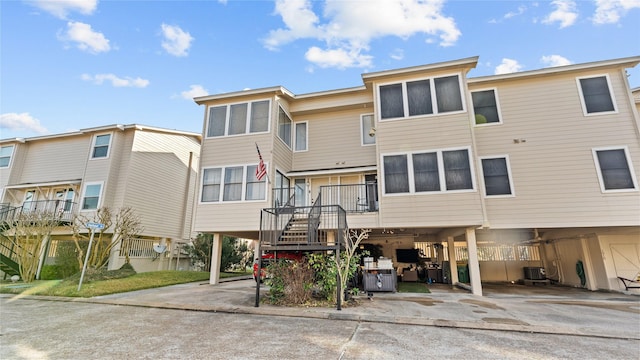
[397,281,430,293]
[0,270,248,298]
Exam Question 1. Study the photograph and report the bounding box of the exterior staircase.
[279,214,310,244]
[0,234,21,278]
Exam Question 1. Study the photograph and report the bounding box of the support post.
[209,233,222,285]
[447,236,458,284]
[465,227,483,296]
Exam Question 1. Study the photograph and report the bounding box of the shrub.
[265,258,314,305]
[40,265,63,280]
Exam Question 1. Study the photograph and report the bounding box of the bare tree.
[335,228,370,303]
[70,207,143,270]
[2,210,62,282]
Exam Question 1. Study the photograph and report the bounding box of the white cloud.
[593,0,640,24]
[543,0,578,28]
[504,5,527,19]
[541,55,572,67]
[26,0,98,19]
[58,21,111,54]
[390,48,404,61]
[264,0,461,69]
[161,24,194,57]
[180,85,209,100]
[81,73,149,87]
[0,113,48,135]
[495,58,523,74]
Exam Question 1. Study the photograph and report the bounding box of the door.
[54,188,75,215]
[364,174,379,211]
[22,190,37,212]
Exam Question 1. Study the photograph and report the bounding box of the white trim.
[471,87,503,127]
[204,99,272,139]
[591,146,638,193]
[80,181,104,211]
[4,179,82,189]
[286,166,377,177]
[360,113,376,146]
[89,132,113,160]
[576,74,618,116]
[376,73,467,122]
[294,121,308,152]
[380,146,476,196]
[479,155,515,198]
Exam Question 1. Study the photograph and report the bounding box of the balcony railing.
[320,183,378,213]
[1,200,78,223]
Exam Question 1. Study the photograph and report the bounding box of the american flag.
[255,144,267,181]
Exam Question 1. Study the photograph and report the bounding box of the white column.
[466,227,483,296]
[447,236,458,284]
[209,233,222,285]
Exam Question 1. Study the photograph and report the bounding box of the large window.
[577,75,616,115]
[382,148,474,194]
[201,165,266,202]
[472,89,501,125]
[206,100,270,138]
[91,134,111,159]
[294,122,307,151]
[361,114,376,145]
[0,145,15,167]
[593,147,637,192]
[81,183,102,210]
[378,74,464,120]
[278,106,292,147]
[481,157,514,196]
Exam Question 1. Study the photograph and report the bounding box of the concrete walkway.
[8,278,639,340]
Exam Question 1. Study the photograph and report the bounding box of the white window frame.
[576,74,618,116]
[205,99,271,138]
[361,114,376,146]
[90,133,112,160]
[277,105,293,148]
[0,144,15,168]
[471,87,503,126]
[377,73,466,122]
[294,121,308,152]
[380,146,476,196]
[199,164,267,203]
[479,155,515,198]
[80,181,104,211]
[591,146,638,193]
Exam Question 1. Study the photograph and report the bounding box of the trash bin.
[457,264,469,283]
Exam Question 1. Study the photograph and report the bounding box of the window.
[382,148,474,194]
[0,145,15,167]
[201,165,266,202]
[22,190,36,212]
[206,100,270,137]
[295,122,307,151]
[593,147,637,191]
[577,75,616,115]
[361,114,376,145]
[91,134,111,159]
[481,157,513,196]
[379,74,464,120]
[278,106,292,147]
[294,178,307,206]
[274,171,291,206]
[81,183,102,210]
[201,168,222,202]
[472,89,501,125]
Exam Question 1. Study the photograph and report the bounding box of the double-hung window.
[201,165,266,202]
[382,148,474,195]
[91,134,111,159]
[577,75,616,115]
[592,147,637,192]
[278,106,292,147]
[481,156,514,196]
[472,89,501,125]
[378,74,464,120]
[294,122,307,151]
[0,145,15,167]
[206,100,270,137]
[81,183,103,210]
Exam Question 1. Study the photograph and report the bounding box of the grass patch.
[397,282,430,293]
[0,270,249,298]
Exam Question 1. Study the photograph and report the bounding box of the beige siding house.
[0,124,201,274]
[194,56,640,295]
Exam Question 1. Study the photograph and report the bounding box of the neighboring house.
[0,124,201,275]
[193,56,640,295]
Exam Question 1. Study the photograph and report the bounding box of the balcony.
[0,200,78,224]
[319,183,378,213]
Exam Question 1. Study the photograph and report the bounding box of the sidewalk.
[22,278,638,340]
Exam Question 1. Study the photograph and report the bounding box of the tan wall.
[474,70,640,228]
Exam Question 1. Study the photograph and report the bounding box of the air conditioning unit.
[523,267,546,280]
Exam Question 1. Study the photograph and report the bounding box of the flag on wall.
[255,143,267,181]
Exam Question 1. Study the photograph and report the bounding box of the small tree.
[335,229,370,303]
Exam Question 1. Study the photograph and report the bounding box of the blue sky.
[2,0,639,139]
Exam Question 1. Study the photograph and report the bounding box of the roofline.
[361,56,480,81]
[193,86,295,104]
[469,55,640,84]
[294,85,368,99]
[0,124,201,143]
